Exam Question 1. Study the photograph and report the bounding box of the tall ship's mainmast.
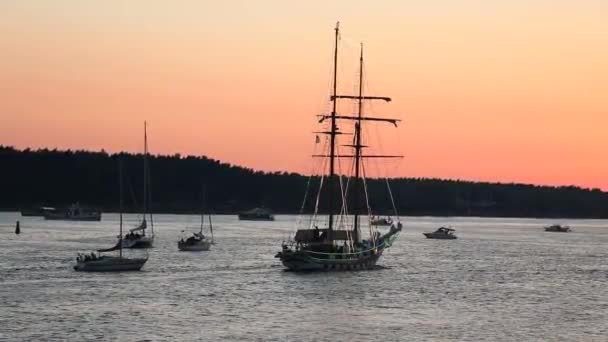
[276,23,403,271]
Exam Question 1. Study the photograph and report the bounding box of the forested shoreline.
[2,145,607,218]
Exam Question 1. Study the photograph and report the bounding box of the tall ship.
[121,122,155,248]
[275,23,403,271]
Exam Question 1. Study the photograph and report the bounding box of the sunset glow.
[1,1,607,188]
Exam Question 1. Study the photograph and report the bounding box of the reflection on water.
[1,213,607,341]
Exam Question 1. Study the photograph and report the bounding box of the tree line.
[2,145,607,218]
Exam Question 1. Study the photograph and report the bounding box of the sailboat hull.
[73,256,147,272]
[178,240,211,251]
[122,236,154,248]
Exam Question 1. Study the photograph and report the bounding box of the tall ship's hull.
[278,247,384,271]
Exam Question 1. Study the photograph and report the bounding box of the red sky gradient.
[1,1,607,188]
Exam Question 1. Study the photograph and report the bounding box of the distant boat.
[74,160,147,272]
[121,122,154,248]
[238,207,274,221]
[20,206,55,217]
[178,185,214,251]
[44,203,101,221]
[370,216,393,226]
[275,23,403,271]
[545,224,571,232]
[423,227,457,239]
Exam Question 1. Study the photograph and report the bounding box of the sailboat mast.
[119,159,123,259]
[353,44,364,240]
[143,121,148,226]
[328,21,339,232]
[200,184,206,234]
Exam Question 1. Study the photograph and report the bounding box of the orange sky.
[1,1,607,188]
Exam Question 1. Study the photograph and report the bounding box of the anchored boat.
[178,186,215,251]
[44,203,101,221]
[544,224,571,232]
[238,207,274,221]
[275,23,403,271]
[74,160,147,272]
[423,227,457,239]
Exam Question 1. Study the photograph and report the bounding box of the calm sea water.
[0,212,607,341]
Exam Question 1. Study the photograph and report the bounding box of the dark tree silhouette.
[2,145,607,218]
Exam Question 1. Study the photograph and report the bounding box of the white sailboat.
[275,23,403,271]
[178,186,214,251]
[74,160,147,272]
[122,121,155,248]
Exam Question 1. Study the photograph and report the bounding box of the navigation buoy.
[15,221,20,235]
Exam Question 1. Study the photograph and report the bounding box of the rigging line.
[127,175,139,213]
[336,142,353,233]
[336,151,349,231]
[311,172,326,229]
[298,133,326,218]
[340,151,358,247]
[310,138,330,228]
[311,175,325,229]
[295,166,315,230]
[361,161,378,249]
[337,173,353,248]
[385,177,400,220]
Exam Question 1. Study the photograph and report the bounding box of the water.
[0,213,607,341]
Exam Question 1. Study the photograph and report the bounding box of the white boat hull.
[73,256,147,272]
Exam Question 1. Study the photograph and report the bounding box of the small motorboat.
[544,224,571,232]
[423,227,457,239]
